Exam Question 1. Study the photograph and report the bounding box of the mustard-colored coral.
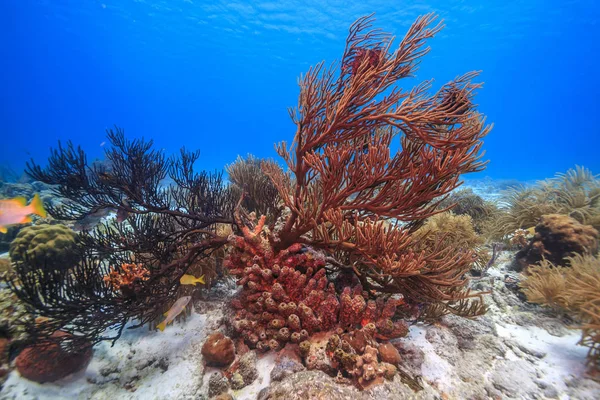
[412,212,489,271]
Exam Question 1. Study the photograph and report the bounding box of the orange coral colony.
[103,263,150,293]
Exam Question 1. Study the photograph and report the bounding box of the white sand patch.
[234,352,276,400]
[405,325,453,391]
[1,312,207,400]
[495,322,589,393]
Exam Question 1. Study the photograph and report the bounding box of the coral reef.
[226,222,409,353]
[15,330,93,383]
[301,328,399,389]
[492,166,600,240]
[9,224,79,270]
[515,214,598,271]
[5,129,236,349]
[218,13,491,390]
[4,14,490,378]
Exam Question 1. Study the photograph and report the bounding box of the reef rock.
[15,331,92,383]
[271,344,305,382]
[378,342,401,365]
[202,332,236,367]
[208,371,230,398]
[257,370,432,400]
[515,214,598,270]
[228,350,258,389]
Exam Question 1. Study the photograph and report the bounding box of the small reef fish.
[180,274,205,286]
[115,198,130,223]
[157,295,191,332]
[0,194,47,233]
[525,226,536,236]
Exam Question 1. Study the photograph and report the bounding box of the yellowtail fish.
[180,274,205,286]
[0,194,47,234]
[157,296,191,332]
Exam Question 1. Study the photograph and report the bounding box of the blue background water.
[1,0,598,181]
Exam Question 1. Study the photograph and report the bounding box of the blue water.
[1,0,599,181]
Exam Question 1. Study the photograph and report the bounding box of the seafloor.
[0,179,599,400]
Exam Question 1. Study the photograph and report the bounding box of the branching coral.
[5,128,236,349]
[103,263,150,294]
[226,155,283,222]
[254,13,490,315]
[223,14,490,384]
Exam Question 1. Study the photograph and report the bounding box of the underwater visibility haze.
[1,0,599,180]
[1,1,600,399]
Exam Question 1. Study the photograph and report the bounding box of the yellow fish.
[157,296,191,332]
[525,226,536,236]
[0,194,47,234]
[180,274,205,286]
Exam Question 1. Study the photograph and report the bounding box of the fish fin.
[20,216,32,224]
[30,194,47,218]
[198,275,205,284]
[157,321,166,332]
[14,197,27,206]
[0,226,7,234]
